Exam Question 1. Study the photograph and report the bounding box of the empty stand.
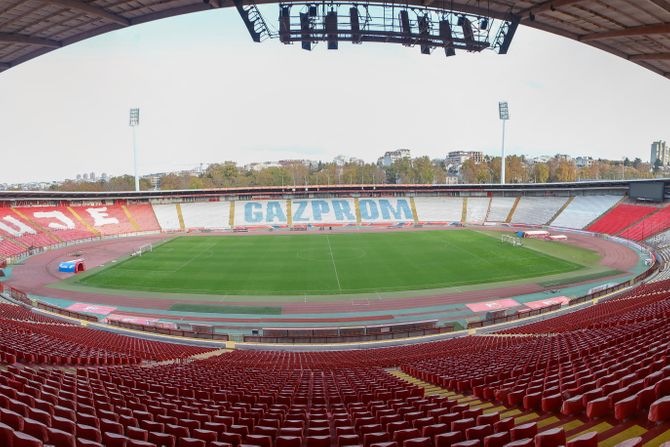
[511,197,568,226]
[0,309,213,366]
[0,209,57,249]
[465,197,489,224]
[0,238,25,258]
[14,207,96,242]
[413,198,462,223]
[486,198,516,222]
[126,204,161,233]
[153,204,182,231]
[620,204,670,241]
[646,228,670,248]
[181,202,231,230]
[0,274,667,446]
[586,203,656,235]
[550,195,621,229]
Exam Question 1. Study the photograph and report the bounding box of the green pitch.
[74,230,591,296]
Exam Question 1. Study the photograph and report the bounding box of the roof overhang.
[0,1,669,79]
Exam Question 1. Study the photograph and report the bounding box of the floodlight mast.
[498,101,509,185]
[129,108,140,192]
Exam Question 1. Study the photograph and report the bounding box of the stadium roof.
[1,1,670,79]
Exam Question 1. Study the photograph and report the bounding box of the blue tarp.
[58,260,84,273]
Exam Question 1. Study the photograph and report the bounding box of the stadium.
[2,1,670,447]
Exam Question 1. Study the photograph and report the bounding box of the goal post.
[132,244,153,256]
[501,234,523,247]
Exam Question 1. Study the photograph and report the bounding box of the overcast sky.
[1,7,670,184]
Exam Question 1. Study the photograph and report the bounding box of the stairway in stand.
[387,369,670,447]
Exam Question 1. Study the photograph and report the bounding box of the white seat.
[511,197,568,226]
[414,197,462,223]
[486,197,517,222]
[551,195,621,229]
[152,204,181,231]
[181,202,231,230]
[465,197,490,224]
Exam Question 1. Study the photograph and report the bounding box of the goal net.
[501,234,523,247]
[132,244,153,257]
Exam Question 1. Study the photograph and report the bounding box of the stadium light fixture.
[498,101,509,185]
[129,108,140,192]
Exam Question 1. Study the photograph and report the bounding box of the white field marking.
[326,235,342,292]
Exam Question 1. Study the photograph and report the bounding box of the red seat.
[540,395,561,413]
[404,438,432,447]
[255,427,278,439]
[654,378,670,397]
[561,396,583,416]
[476,414,499,426]
[46,427,76,447]
[22,418,48,443]
[534,428,565,447]
[148,432,176,447]
[586,397,611,419]
[466,425,493,442]
[127,427,149,441]
[127,441,156,447]
[279,428,303,438]
[613,395,638,422]
[75,439,104,447]
[245,434,272,447]
[276,436,301,447]
[493,419,513,434]
[437,415,460,427]
[423,424,449,439]
[220,433,243,447]
[230,426,249,438]
[338,434,360,447]
[638,386,659,410]
[388,422,412,435]
[365,433,391,447]
[435,432,463,447]
[649,396,670,422]
[103,432,130,447]
[305,436,330,447]
[462,409,482,420]
[102,419,125,435]
[510,423,537,442]
[523,393,542,411]
[451,419,475,433]
[177,439,206,447]
[504,440,534,447]
[451,441,480,447]
[13,431,42,447]
[395,430,422,445]
[483,432,510,447]
[566,432,598,447]
[77,424,102,443]
[413,418,435,430]
[306,428,329,437]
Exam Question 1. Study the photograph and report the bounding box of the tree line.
[46,155,658,192]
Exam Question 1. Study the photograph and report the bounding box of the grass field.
[74,230,594,296]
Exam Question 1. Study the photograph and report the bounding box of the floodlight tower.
[129,108,140,192]
[498,101,510,185]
